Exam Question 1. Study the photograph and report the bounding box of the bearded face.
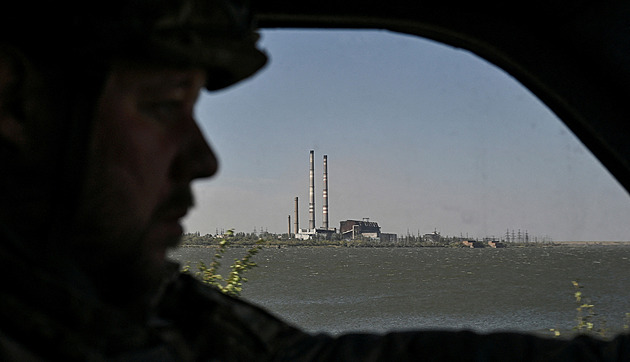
[72,62,218,303]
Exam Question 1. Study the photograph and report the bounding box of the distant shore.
[181,232,628,248]
[552,241,630,246]
[178,240,630,249]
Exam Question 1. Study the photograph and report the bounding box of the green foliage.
[572,280,603,336]
[183,230,262,297]
[548,328,561,338]
[550,281,622,338]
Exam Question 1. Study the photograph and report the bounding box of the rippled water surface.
[170,245,630,335]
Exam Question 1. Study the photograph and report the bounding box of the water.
[169,245,630,336]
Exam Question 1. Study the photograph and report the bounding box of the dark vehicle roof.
[253,1,630,193]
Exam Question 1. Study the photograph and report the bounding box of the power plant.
[291,150,395,241]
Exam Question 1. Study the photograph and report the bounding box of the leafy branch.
[184,229,262,297]
[572,280,601,335]
[550,280,614,338]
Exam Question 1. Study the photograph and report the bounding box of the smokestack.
[309,150,315,230]
[322,154,329,229]
[294,197,299,234]
[288,215,291,236]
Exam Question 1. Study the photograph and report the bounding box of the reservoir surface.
[169,245,630,336]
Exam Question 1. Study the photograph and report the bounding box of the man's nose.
[171,119,219,181]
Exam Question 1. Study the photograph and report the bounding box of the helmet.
[2,0,268,90]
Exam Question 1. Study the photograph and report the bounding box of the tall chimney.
[309,150,315,230]
[322,154,329,229]
[288,215,291,236]
[294,197,299,234]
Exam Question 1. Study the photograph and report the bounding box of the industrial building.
[340,218,380,239]
[291,150,396,242]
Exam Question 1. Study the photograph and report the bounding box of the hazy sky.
[183,29,630,242]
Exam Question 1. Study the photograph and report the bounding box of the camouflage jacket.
[0,239,628,361]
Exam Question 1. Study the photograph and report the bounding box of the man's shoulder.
[159,271,295,331]
[156,271,320,359]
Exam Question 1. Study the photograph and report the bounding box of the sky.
[183,29,630,242]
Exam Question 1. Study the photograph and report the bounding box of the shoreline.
[553,241,630,246]
[178,241,630,249]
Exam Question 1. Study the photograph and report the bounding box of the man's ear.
[0,47,29,150]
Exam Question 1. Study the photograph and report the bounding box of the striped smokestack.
[309,150,315,230]
[322,155,329,229]
[294,197,299,234]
